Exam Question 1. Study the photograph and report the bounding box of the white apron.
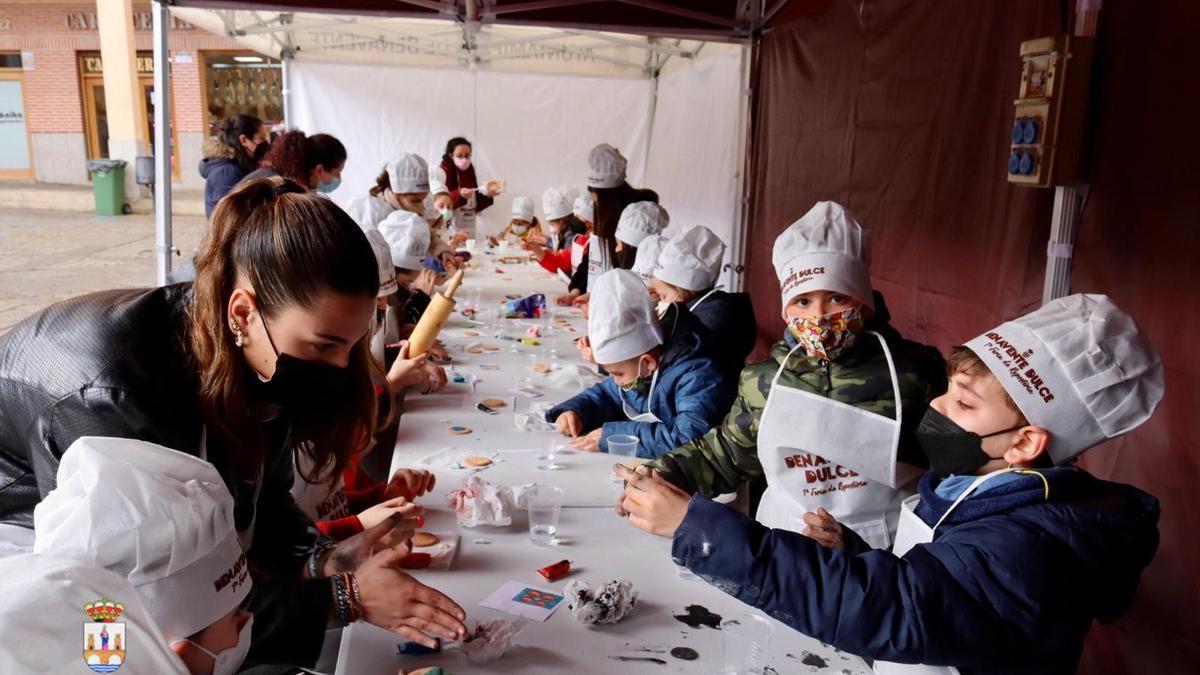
[620,367,662,423]
[586,236,613,291]
[570,235,588,273]
[452,192,478,238]
[874,469,1030,675]
[755,331,922,549]
[291,452,352,524]
[369,305,401,365]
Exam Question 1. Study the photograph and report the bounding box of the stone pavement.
[0,208,207,333]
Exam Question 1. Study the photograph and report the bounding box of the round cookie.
[532,363,551,374]
[463,456,493,468]
[448,425,473,435]
[464,330,481,337]
[481,398,506,408]
[481,344,500,352]
[411,531,440,548]
[465,347,484,355]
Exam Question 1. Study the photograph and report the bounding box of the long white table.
[336,250,871,675]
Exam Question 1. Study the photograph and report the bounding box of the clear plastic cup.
[607,435,640,493]
[527,485,564,545]
[721,614,773,674]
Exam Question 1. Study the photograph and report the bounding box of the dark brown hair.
[369,166,390,197]
[443,136,472,163]
[219,114,264,172]
[262,130,347,189]
[589,183,658,269]
[190,177,380,483]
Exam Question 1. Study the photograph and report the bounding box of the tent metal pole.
[152,0,173,286]
[728,26,758,292]
[281,52,293,128]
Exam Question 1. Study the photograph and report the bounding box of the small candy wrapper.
[462,618,525,663]
[505,293,547,319]
[564,579,639,625]
[450,476,515,527]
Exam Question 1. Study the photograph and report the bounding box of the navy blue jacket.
[672,467,1159,674]
[199,155,247,218]
[547,306,736,458]
[687,289,756,381]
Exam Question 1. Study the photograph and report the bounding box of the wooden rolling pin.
[407,269,465,357]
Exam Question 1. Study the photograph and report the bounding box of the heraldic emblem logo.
[82,596,127,673]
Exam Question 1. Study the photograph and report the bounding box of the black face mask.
[255,319,349,410]
[915,408,1021,479]
[252,140,270,163]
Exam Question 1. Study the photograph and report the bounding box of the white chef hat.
[0,553,189,674]
[387,153,430,194]
[615,201,669,247]
[542,187,573,221]
[511,196,535,222]
[772,201,874,313]
[655,226,726,292]
[365,229,399,297]
[632,234,667,287]
[429,163,450,196]
[379,209,431,270]
[588,269,665,365]
[573,193,594,224]
[34,437,249,645]
[965,294,1164,465]
[587,143,627,189]
[559,185,582,206]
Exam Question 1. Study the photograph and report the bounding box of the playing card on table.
[480,581,565,622]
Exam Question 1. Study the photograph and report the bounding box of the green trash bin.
[86,159,129,216]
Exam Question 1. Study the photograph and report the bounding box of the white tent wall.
[289,61,655,237]
[643,43,746,290]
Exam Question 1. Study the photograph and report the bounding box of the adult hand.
[459,187,473,200]
[358,497,422,532]
[569,428,602,452]
[355,535,467,647]
[386,342,429,393]
[555,411,583,438]
[617,465,691,539]
[385,469,437,501]
[801,507,844,549]
[412,269,437,296]
[326,510,421,576]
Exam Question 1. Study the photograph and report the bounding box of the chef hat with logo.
[387,153,430,194]
[771,201,873,313]
[366,229,399,297]
[632,234,667,287]
[542,187,573,221]
[379,209,431,270]
[588,269,665,365]
[615,201,669,247]
[0,553,189,674]
[965,294,1165,465]
[34,437,249,645]
[428,163,450,197]
[511,196,535,222]
[656,225,726,291]
[586,143,627,189]
[573,193,594,224]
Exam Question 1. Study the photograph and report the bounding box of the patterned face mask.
[786,306,865,361]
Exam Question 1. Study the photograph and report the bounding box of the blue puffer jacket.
[687,289,756,381]
[672,467,1160,674]
[546,306,736,459]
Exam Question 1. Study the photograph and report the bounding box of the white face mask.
[655,299,671,317]
[176,615,253,675]
[512,224,529,236]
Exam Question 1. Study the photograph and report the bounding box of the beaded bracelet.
[347,572,364,622]
[307,540,337,578]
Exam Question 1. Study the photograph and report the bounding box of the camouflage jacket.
[651,324,948,497]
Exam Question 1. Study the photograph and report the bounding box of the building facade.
[0,1,281,189]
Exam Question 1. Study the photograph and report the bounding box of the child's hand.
[450,230,469,247]
[440,251,461,273]
[412,269,437,296]
[555,291,578,306]
[418,362,448,394]
[358,496,422,531]
[385,470,437,501]
[525,231,549,247]
[427,341,451,364]
[569,428,602,452]
[523,241,547,261]
[386,342,427,392]
[617,465,691,538]
[575,336,595,364]
[572,292,590,307]
[556,411,583,437]
[487,236,500,247]
[801,507,844,549]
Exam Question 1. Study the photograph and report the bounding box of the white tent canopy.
[162,6,749,289]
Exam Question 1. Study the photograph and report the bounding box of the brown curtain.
[748,1,1200,672]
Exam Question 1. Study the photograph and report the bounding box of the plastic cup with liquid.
[721,614,773,674]
[527,485,564,545]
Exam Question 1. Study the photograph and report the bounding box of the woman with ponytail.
[0,177,467,665]
[199,114,267,217]
[243,129,347,194]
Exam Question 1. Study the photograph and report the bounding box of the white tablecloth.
[336,252,870,675]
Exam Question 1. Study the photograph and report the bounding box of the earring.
[232,324,245,347]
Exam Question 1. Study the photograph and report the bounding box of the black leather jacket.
[0,284,331,667]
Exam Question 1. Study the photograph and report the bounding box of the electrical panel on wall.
[1008,35,1094,188]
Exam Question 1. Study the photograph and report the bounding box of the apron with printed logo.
[874,469,1030,675]
[291,451,352,524]
[454,192,477,238]
[586,236,613,291]
[755,331,921,549]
